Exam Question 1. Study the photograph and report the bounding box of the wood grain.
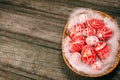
[0,0,120,16]
[0,0,119,80]
[0,9,63,44]
[0,69,33,80]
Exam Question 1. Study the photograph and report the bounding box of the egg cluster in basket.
[69,17,113,70]
[62,8,119,76]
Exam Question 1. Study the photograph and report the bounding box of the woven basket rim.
[62,10,120,77]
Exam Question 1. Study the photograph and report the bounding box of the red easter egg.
[69,36,85,52]
[69,23,85,38]
[83,27,96,36]
[81,45,96,64]
[95,41,111,59]
[86,18,104,29]
[72,52,81,63]
[72,35,85,42]
[97,27,112,40]
[86,36,99,46]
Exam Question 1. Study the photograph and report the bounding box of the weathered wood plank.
[49,0,120,16]
[77,0,120,8]
[52,0,120,8]
[0,35,69,80]
[0,65,55,80]
[0,0,119,16]
[0,7,64,44]
[0,30,61,50]
[0,69,34,80]
[0,3,65,50]
[0,0,72,17]
[0,2,66,23]
[0,76,6,80]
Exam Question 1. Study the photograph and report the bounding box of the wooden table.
[0,0,119,80]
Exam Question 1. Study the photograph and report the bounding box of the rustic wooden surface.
[0,0,119,80]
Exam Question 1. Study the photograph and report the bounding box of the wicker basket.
[62,10,120,77]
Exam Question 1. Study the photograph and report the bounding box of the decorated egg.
[81,45,96,64]
[86,36,99,46]
[92,60,103,70]
[83,27,96,36]
[86,18,104,29]
[95,41,111,59]
[69,23,85,38]
[97,27,112,40]
[72,52,81,63]
[69,36,85,52]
